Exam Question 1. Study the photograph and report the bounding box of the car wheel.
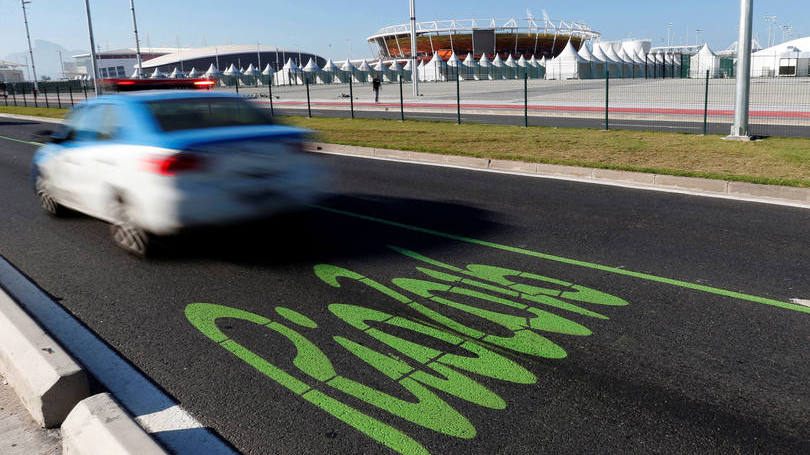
[35,175,66,217]
[109,198,151,258]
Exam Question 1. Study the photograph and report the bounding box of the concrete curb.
[62,393,167,455]
[306,142,810,208]
[0,112,65,124]
[0,287,89,428]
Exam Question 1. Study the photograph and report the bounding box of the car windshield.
[144,97,272,132]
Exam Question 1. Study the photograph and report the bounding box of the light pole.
[764,16,777,47]
[21,0,38,91]
[695,28,703,44]
[729,0,753,139]
[410,0,418,96]
[83,0,100,95]
[129,0,143,78]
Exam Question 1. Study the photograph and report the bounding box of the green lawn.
[280,116,810,187]
[0,105,67,119]
[2,105,808,187]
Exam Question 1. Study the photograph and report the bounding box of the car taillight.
[143,153,204,176]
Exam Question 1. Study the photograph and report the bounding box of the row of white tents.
[139,42,728,85]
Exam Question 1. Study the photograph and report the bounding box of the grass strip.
[0,105,68,119]
[279,116,810,188]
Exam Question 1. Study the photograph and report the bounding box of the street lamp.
[83,0,100,95]
[410,0,418,96]
[129,0,143,78]
[20,0,39,93]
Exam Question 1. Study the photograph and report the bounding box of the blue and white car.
[32,91,329,256]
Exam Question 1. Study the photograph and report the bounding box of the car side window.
[73,105,105,142]
[96,105,122,141]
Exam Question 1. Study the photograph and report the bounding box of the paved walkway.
[0,374,62,455]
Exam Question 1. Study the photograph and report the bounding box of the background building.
[140,45,325,75]
[368,17,600,62]
[71,48,178,79]
[0,60,25,83]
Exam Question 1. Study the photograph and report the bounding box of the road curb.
[0,112,65,124]
[306,142,810,208]
[0,285,89,428]
[62,393,168,455]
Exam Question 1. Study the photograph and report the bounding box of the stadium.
[367,16,601,62]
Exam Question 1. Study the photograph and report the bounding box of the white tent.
[355,59,372,83]
[337,60,356,84]
[617,48,641,78]
[388,60,404,82]
[593,43,622,78]
[373,60,392,82]
[417,60,426,82]
[130,68,141,79]
[604,45,631,78]
[243,63,262,85]
[579,44,605,79]
[546,41,591,80]
[261,63,274,84]
[631,49,648,78]
[529,55,545,79]
[503,54,518,79]
[275,58,303,85]
[187,67,201,78]
[654,52,666,78]
[401,60,413,82]
[319,59,338,84]
[446,52,462,80]
[223,63,241,76]
[476,54,491,80]
[302,58,321,84]
[664,53,675,78]
[751,37,810,77]
[422,53,448,81]
[149,68,167,79]
[168,67,183,79]
[462,53,477,80]
[672,53,682,78]
[690,44,720,78]
[204,63,222,80]
[490,54,506,80]
[516,55,529,79]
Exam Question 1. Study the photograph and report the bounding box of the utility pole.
[764,16,777,47]
[58,50,65,79]
[667,23,673,47]
[83,0,100,95]
[729,0,753,140]
[696,28,704,44]
[410,0,418,96]
[21,0,39,91]
[129,0,143,78]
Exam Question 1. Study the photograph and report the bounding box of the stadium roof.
[141,45,310,69]
[0,60,25,68]
[72,47,179,59]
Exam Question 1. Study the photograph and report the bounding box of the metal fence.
[250,73,809,138]
[2,73,808,138]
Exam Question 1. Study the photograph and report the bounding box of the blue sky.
[1,0,806,67]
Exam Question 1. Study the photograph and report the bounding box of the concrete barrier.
[0,288,89,428]
[62,393,167,455]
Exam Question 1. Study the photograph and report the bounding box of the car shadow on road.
[152,193,501,266]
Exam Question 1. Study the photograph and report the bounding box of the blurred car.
[31,91,329,257]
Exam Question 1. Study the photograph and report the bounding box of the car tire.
[35,174,67,217]
[109,197,151,258]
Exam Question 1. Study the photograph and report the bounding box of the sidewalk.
[0,374,61,455]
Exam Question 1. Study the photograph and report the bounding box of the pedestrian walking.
[372,76,381,103]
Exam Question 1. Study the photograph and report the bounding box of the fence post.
[268,80,274,116]
[605,71,610,130]
[703,69,710,135]
[23,90,27,107]
[33,87,38,108]
[82,83,88,101]
[56,85,62,109]
[69,85,74,106]
[399,74,404,121]
[43,87,49,108]
[305,76,312,118]
[235,76,239,94]
[456,71,461,125]
[12,86,17,106]
[524,71,528,127]
[349,77,354,119]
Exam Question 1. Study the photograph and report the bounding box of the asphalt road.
[1,119,809,454]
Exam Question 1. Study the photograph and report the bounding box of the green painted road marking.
[0,134,42,147]
[312,205,810,315]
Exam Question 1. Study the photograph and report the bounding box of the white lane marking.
[0,257,235,455]
[790,299,810,308]
[136,405,205,433]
